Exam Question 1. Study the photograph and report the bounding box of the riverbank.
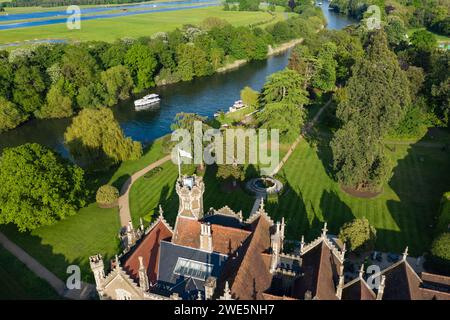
[216,38,304,74]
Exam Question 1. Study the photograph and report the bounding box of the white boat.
[228,100,246,113]
[134,93,160,111]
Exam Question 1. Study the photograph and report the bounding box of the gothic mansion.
[90,175,450,300]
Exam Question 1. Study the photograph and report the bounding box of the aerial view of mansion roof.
[89,175,450,300]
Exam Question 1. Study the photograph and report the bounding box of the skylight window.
[173,258,213,281]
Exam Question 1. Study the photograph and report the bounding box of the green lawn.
[0,246,60,300]
[0,6,284,45]
[266,129,450,256]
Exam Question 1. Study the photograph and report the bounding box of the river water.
[0,2,355,157]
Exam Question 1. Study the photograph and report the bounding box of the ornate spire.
[115,255,120,269]
[139,217,144,231]
[359,264,365,279]
[259,198,265,212]
[221,281,232,300]
[159,205,164,218]
[340,242,346,261]
[138,256,149,291]
[321,222,328,238]
[402,246,408,261]
[376,275,386,300]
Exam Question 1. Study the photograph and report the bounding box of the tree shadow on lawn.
[385,133,450,256]
[0,224,117,285]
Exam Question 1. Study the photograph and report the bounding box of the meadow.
[0,6,288,45]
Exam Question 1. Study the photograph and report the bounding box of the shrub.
[428,232,450,276]
[96,185,119,206]
[143,166,163,179]
[338,218,377,253]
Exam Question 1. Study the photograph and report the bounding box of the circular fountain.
[246,176,283,196]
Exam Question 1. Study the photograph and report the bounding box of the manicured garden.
[267,129,450,256]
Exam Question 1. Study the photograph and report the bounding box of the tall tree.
[331,30,410,191]
[65,108,142,169]
[12,65,46,115]
[0,97,27,132]
[261,69,309,106]
[124,43,157,91]
[37,79,73,119]
[0,143,87,231]
[100,65,134,107]
[311,42,337,91]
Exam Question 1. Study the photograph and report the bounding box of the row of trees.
[0,15,324,134]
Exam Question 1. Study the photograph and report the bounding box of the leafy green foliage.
[311,42,337,91]
[240,86,259,108]
[96,185,119,205]
[37,79,73,119]
[124,43,157,91]
[216,163,245,185]
[410,29,437,52]
[64,108,142,169]
[428,232,450,276]
[100,65,133,107]
[331,31,411,191]
[338,218,377,253]
[0,97,27,132]
[0,143,87,231]
[261,69,309,106]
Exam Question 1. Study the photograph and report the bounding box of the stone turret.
[204,276,217,300]
[138,256,149,292]
[89,254,105,294]
[175,175,205,219]
[270,219,284,273]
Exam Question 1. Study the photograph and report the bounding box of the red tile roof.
[380,261,423,300]
[123,220,173,285]
[221,216,274,300]
[293,241,341,300]
[172,216,252,255]
[342,279,376,300]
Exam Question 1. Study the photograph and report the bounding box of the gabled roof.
[123,219,173,285]
[219,215,274,300]
[377,260,423,300]
[342,278,376,300]
[172,216,252,255]
[293,241,342,300]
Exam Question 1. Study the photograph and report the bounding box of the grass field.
[0,246,60,299]
[0,6,286,45]
[266,130,450,256]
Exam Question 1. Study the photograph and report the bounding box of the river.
[0,2,355,157]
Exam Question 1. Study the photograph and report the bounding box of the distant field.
[0,6,286,45]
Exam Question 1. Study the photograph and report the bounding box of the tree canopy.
[338,218,377,253]
[64,108,142,169]
[0,143,87,231]
[331,30,411,191]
